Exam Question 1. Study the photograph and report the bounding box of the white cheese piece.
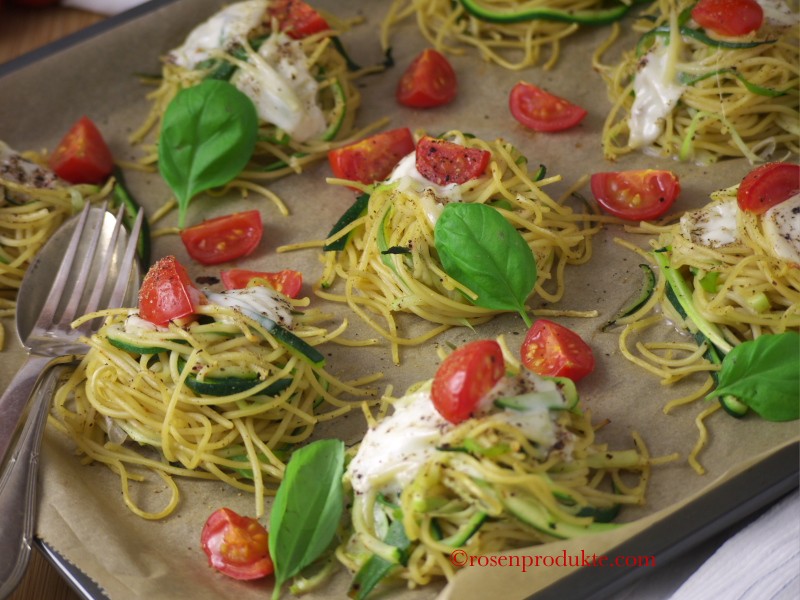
[386,152,463,225]
[680,199,740,248]
[169,0,268,68]
[762,193,800,265]
[756,0,800,29]
[124,314,169,333]
[628,43,686,149]
[206,286,294,330]
[232,32,326,142]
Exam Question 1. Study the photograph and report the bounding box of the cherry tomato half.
[431,340,505,424]
[201,508,274,581]
[521,320,595,382]
[138,256,202,326]
[509,82,587,133]
[49,116,114,184]
[328,128,415,185]
[396,49,458,109]
[691,0,763,37]
[267,0,329,39]
[221,268,303,298]
[736,162,800,214]
[415,136,491,186]
[180,210,263,266]
[590,169,680,221]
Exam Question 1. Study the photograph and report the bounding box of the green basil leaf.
[434,202,536,326]
[269,439,345,599]
[158,79,258,228]
[707,332,800,422]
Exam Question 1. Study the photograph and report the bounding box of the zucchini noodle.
[50,293,379,520]
[130,1,386,214]
[611,185,800,472]
[381,0,638,70]
[0,144,112,346]
[337,358,674,592]
[306,131,601,364]
[596,0,800,164]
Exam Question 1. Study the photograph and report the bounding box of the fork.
[0,202,143,597]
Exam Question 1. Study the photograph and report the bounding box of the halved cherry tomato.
[328,128,415,185]
[201,508,274,581]
[691,0,763,37]
[415,136,491,186]
[49,116,114,184]
[267,0,329,39]
[138,256,202,326]
[521,319,595,382]
[509,82,587,133]
[590,169,680,221]
[431,340,505,424]
[736,162,800,214]
[180,210,263,266]
[221,268,303,298]
[396,49,458,109]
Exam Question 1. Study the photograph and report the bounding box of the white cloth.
[61,0,147,15]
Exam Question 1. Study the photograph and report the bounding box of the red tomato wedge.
[590,169,680,221]
[49,116,114,184]
[396,49,458,109]
[180,210,263,266]
[328,128,415,185]
[138,256,202,326]
[267,0,329,39]
[431,340,505,424]
[521,320,595,382]
[691,0,763,37]
[415,136,491,186]
[221,268,303,298]
[736,162,800,214]
[201,508,274,581]
[509,82,587,133]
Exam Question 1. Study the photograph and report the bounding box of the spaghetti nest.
[612,186,800,472]
[381,0,640,70]
[597,0,800,164]
[312,131,600,364]
[0,143,112,345]
[337,358,667,591]
[130,2,383,213]
[50,292,379,520]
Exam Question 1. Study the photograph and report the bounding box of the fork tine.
[106,207,144,310]
[80,204,128,317]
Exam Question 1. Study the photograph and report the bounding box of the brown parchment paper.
[1,1,798,599]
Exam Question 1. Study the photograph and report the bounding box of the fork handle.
[0,355,54,470]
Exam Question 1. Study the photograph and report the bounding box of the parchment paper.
[0,1,798,599]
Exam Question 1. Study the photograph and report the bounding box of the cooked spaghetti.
[381,0,641,70]
[610,184,800,472]
[0,142,112,347]
[50,286,379,520]
[596,0,800,164]
[299,131,600,364]
[336,345,669,592]
[130,0,385,215]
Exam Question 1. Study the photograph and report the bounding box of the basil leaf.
[707,332,800,422]
[158,79,258,228]
[434,202,536,326]
[269,439,345,599]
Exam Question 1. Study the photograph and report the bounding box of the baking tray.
[1,1,798,598]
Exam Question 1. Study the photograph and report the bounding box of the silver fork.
[0,202,143,597]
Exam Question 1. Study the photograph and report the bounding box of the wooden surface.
[1,6,105,600]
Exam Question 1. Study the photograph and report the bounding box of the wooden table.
[1,7,105,600]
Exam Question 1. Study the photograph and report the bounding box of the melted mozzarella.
[124,314,169,333]
[232,32,326,142]
[628,43,686,149]
[206,286,294,329]
[386,153,462,225]
[762,193,800,265]
[0,141,58,189]
[680,199,740,248]
[169,0,268,68]
[756,0,800,29]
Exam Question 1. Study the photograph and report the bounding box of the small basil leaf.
[434,202,536,326]
[269,439,345,599]
[158,79,258,228]
[706,331,800,422]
